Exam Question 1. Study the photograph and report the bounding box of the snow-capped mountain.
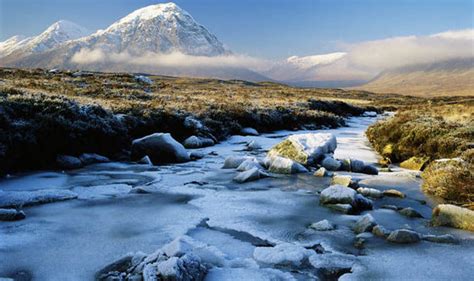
[0,3,267,80]
[83,2,227,56]
[0,20,89,58]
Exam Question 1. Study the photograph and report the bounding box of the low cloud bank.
[71,49,271,71]
[71,29,473,82]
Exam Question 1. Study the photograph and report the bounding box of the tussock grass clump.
[366,106,473,162]
[367,104,474,207]
[422,157,474,209]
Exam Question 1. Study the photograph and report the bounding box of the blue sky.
[1,0,472,58]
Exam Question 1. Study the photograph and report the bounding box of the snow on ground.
[0,115,473,280]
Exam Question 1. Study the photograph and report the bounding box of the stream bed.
[0,116,473,280]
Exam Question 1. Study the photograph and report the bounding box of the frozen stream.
[0,116,473,280]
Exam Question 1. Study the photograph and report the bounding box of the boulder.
[422,234,458,244]
[156,254,207,281]
[331,175,352,187]
[310,219,335,231]
[357,187,383,198]
[267,156,308,174]
[362,165,379,175]
[383,189,405,198]
[320,185,357,205]
[137,155,153,165]
[131,133,190,164]
[222,156,253,169]
[236,159,264,172]
[353,214,376,234]
[56,155,82,169]
[354,194,373,211]
[0,208,26,221]
[79,153,110,165]
[431,204,474,231]
[350,159,365,173]
[233,167,268,183]
[400,156,430,171]
[399,207,423,218]
[387,229,421,244]
[240,127,259,136]
[267,133,336,165]
[321,156,341,171]
[320,185,372,214]
[183,136,214,149]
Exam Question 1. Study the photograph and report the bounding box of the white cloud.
[268,28,474,81]
[71,28,473,82]
[71,49,271,71]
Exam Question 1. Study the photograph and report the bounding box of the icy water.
[0,116,473,280]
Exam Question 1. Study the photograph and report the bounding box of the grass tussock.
[367,103,474,207]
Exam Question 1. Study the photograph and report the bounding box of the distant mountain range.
[355,58,474,96]
[0,3,267,81]
[0,2,472,96]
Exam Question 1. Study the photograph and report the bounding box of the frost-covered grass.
[0,68,384,174]
[367,103,474,207]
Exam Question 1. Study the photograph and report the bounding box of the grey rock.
[233,167,268,183]
[183,136,214,149]
[399,207,423,218]
[357,187,383,198]
[131,133,190,164]
[383,189,405,198]
[310,219,335,231]
[353,214,376,234]
[56,155,82,169]
[321,156,341,171]
[236,159,264,172]
[320,185,357,205]
[387,229,421,244]
[314,167,328,177]
[326,203,353,214]
[362,165,379,175]
[222,156,253,169]
[240,127,259,136]
[79,153,110,165]
[246,140,262,150]
[267,156,308,174]
[0,208,26,221]
[353,194,373,211]
[350,159,365,173]
[372,225,390,237]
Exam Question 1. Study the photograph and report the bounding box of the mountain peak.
[115,2,188,25]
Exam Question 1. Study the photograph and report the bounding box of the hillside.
[356,58,474,97]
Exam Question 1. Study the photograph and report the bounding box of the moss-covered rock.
[267,133,337,165]
[400,156,430,170]
[431,204,474,231]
